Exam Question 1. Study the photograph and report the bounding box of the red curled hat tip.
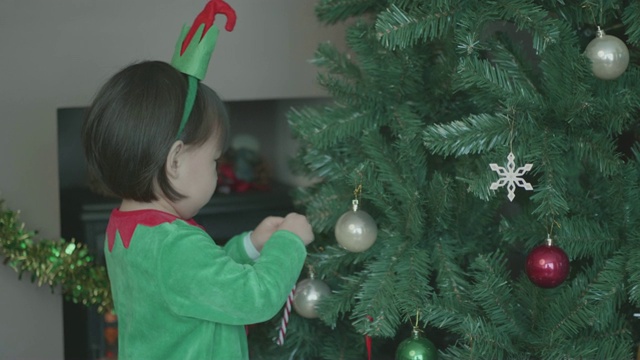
[180,0,237,55]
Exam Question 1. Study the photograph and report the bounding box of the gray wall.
[0,1,345,358]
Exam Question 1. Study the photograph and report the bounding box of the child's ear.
[166,140,184,179]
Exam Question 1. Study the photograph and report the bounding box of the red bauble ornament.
[525,237,570,288]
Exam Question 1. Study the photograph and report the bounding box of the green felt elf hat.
[171,0,236,139]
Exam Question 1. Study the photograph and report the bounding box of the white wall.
[0,1,345,358]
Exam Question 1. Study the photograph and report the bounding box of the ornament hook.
[352,183,362,211]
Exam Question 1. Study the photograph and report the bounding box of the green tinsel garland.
[0,200,112,314]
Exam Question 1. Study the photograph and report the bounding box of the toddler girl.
[82,60,313,359]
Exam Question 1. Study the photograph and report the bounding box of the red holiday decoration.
[180,0,237,56]
[276,285,296,346]
[525,237,570,288]
[366,315,373,360]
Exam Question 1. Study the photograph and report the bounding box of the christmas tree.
[249,1,640,359]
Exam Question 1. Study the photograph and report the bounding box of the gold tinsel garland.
[0,201,112,313]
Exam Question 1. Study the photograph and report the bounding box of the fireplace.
[57,101,298,359]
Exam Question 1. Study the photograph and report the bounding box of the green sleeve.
[159,228,306,325]
[222,232,253,265]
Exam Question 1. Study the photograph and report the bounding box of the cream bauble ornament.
[292,277,331,319]
[584,27,629,80]
[335,199,378,252]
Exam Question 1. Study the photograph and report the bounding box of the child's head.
[82,60,229,209]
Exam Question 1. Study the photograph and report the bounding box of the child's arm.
[222,216,285,264]
[222,232,255,265]
[222,214,312,264]
[158,226,307,325]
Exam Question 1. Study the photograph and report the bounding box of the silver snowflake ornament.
[489,152,533,202]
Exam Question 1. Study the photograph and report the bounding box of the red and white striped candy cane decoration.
[276,285,296,346]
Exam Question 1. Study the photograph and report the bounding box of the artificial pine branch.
[286,0,640,357]
[424,113,511,157]
[376,3,456,50]
[622,2,640,45]
[557,216,619,259]
[315,0,383,25]
[491,0,559,53]
[469,252,521,336]
[572,131,623,176]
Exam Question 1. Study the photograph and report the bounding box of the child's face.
[172,134,222,218]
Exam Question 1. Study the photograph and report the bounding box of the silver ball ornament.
[584,28,629,80]
[292,278,331,319]
[335,206,378,252]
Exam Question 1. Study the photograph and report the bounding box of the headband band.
[170,0,236,139]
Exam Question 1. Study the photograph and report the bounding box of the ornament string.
[586,0,602,27]
[354,183,362,201]
[508,112,515,154]
[489,112,534,202]
[547,219,560,245]
[598,0,603,25]
[352,184,362,211]
[599,0,603,24]
[352,176,363,209]
[410,308,421,331]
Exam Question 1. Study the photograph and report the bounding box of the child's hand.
[277,213,314,246]
[251,216,285,252]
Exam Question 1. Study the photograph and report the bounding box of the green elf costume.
[104,2,307,359]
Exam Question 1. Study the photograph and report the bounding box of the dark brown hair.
[82,61,229,202]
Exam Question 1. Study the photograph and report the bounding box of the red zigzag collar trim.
[106,209,203,251]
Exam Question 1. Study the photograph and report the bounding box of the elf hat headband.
[170,0,237,139]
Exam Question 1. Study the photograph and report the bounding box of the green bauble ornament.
[396,329,437,360]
